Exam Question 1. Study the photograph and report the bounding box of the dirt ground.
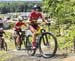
[4,49,66,61]
[0,48,75,61]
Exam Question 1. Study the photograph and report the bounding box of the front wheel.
[3,41,7,51]
[39,32,57,58]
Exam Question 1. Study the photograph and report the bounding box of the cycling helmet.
[32,4,42,11]
[18,16,23,21]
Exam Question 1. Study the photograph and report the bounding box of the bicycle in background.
[0,28,7,51]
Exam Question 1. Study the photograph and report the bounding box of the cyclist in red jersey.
[29,4,48,49]
[14,16,27,50]
[15,16,26,32]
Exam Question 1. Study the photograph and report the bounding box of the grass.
[57,24,75,51]
[0,51,13,61]
[0,31,15,61]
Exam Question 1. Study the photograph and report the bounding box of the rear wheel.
[26,35,36,56]
[3,41,7,51]
[39,32,57,58]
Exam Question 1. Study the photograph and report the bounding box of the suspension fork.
[41,29,48,45]
[43,34,49,45]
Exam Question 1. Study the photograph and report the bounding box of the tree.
[0,2,41,13]
[43,0,75,35]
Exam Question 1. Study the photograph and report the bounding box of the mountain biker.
[0,18,7,49]
[0,17,9,36]
[14,16,27,50]
[28,4,49,49]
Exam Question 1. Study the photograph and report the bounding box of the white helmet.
[18,16,23,21]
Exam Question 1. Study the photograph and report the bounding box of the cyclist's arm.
[40,13,48,24]
[23,22,27,27]
[41,16,48,24]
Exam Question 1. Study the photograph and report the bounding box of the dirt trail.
[3,49,67,61]
[1,48,75,61]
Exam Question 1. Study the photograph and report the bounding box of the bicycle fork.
[42,34,49,46]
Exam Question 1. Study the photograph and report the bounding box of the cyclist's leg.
[30,26,36,44]
[20,30,24,40]
[15,30,20,46]
[15,31,22,50]
[30,25,39,49]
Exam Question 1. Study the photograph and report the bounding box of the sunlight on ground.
[63,56,75,61]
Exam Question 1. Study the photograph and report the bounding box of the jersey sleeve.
[39,13,43,18]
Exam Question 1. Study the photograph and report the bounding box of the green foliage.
[58,24,75,50]
[43,0,75,39]
[43,0,75,24]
